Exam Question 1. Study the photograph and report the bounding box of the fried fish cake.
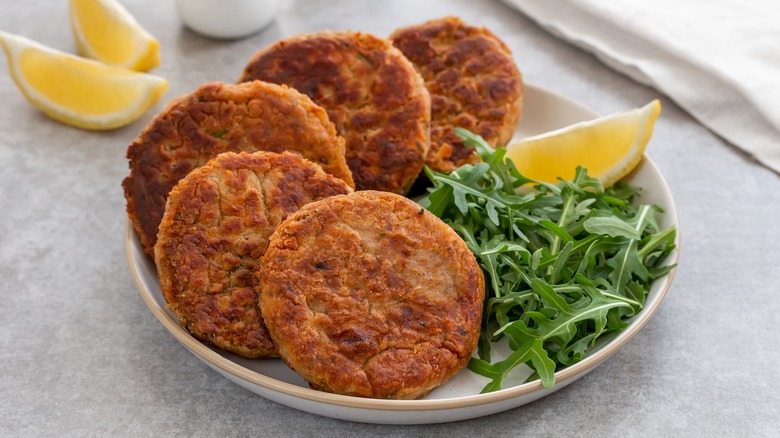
[123,80,354,255]
[239,31,431,195]
[155,151,352,358]
[259,191,485,399]
[391,16,523,172]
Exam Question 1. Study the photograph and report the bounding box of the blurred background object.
[175,0,282,39]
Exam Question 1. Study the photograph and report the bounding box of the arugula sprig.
[419,128,676,392]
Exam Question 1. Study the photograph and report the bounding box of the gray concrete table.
[2,0,778,436]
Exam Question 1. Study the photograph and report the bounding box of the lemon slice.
[506,100,661,187]
[0,31,168,131]
[69,0,160,72]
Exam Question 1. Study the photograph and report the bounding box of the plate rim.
[125,83,680,413]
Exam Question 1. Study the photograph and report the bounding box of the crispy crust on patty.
[154,151,353,359]
[123,81,354,255]
[239,31,431,195]
[259,191,485,399]
[391,16,523,172]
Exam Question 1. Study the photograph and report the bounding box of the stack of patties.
[124,15,520,399]
[237,17,523,179]
[123,80,356,357]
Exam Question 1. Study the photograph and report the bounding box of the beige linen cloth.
[502,0,780,174]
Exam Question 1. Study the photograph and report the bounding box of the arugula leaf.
[468,336,555,392]
[420,130,677,391]
[583,216,642,239]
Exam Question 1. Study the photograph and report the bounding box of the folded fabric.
[502,0,780,174]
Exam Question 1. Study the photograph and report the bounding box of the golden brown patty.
[239,31,431,195]
[155,151,353,359]
[123,80,354,255]
[259,191,485,399]
[391,16,523,172]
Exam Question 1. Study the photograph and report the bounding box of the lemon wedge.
[506,100,661,187]
[0,31,168,131]
[69,0,160,72]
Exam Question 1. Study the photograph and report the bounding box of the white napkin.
[502,0,780,174]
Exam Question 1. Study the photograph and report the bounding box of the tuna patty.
[259,191,485,399]
[239,31,431,195]
[154,151,352,358]
[391,16,523,172]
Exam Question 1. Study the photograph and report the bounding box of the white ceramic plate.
[125,84,680,424]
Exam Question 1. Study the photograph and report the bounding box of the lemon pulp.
[20,48,147,115]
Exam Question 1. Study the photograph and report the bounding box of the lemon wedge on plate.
[506,100,661,187]
[0,31,168,131]
[69,0,160,71]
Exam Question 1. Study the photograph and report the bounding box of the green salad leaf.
[419,128,677,392]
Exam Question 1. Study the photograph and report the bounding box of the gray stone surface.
[1,0,778,436]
